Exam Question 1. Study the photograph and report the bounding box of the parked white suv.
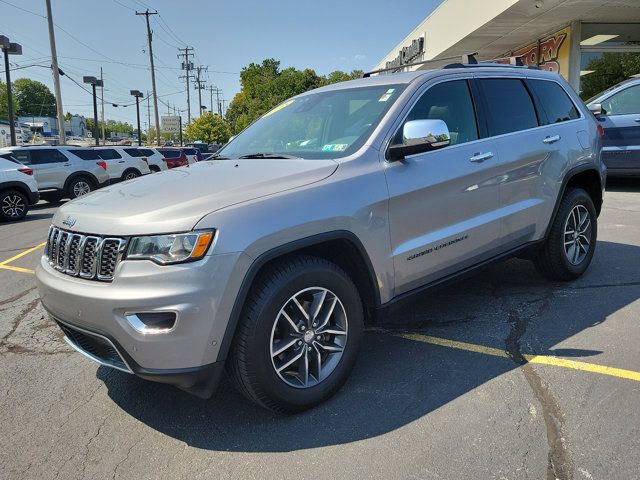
[94,147,151,181]
[133,147,167,172]
[0,152,39,221]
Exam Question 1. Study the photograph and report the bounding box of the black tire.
[534,188,597,281]
[0,189,29,221]
[67,176,94,199]
[228,255,364,413]
[122,169,141,181]
[41,192,63,204]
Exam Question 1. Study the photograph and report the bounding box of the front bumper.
[36,250,251,393]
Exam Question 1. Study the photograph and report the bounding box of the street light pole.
[83,76,103,146]
[44,0,65,145]
[0,36,22,146]
[130,90,143,146]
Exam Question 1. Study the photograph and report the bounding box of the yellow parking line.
[0,264,35,274]
[0,242,46,266]
[397,332,640,383]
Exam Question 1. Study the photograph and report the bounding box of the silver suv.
[0,146,110,202]
[36,66,605,412]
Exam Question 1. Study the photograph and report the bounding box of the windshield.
[218,84,405,160]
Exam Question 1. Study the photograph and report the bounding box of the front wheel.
[534,188,597,281]
[228,255,363,413]
[0,189,29,221]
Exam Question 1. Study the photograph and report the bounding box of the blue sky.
[1,0,441,128]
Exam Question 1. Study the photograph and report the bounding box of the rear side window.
[69,149,101,160]
[29,149,68,164]
[123,148,144,157]
[404,80,478,146]
[479,79,539,136]
[183,148,197,155]
[529,80,580,124]
[97,149,121,160]
[11,150,30,165]
[139,149,154,156]
[158,149,180,158]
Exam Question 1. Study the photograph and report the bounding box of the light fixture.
[580,70,595,76]
[580,35,619,46]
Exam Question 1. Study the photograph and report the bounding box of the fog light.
[126,312,177,334]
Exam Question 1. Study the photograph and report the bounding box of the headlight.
[127,230,214,264]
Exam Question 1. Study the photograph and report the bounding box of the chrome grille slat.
[44,227,125,282]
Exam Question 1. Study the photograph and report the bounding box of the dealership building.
[374,0,640,98]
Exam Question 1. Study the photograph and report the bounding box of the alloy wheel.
[563,204,591,265]
[270,287,348,388]
[1,194,25,219]
[73,181,91,197]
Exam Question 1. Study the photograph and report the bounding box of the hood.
[53,159,338,235]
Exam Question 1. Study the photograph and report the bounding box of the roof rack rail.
[362,53,478,77]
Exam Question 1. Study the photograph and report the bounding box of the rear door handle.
[469,152,494,163]
[63,163,71,166]
[543,134,561,144]
[634,118,640,122]
[118,160,125,163]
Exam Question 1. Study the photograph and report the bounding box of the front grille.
[45,226,126,281]
[56,320,129,372]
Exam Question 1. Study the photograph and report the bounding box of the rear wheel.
[67,176,94,199]
[229,255,363,413]
[534,188,597,281]
[122,169,141,181]
[0,189,29,221]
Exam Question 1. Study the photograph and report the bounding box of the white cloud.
[354,54,367,61]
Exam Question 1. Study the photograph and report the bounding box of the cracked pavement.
[1,181,640,479]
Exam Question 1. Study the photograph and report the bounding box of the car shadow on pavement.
[606,178,640,193]
[98,240,640,452]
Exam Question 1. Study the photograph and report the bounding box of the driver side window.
[400,79,478,146]
[602,85,640,116]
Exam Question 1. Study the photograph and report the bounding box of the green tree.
[580,52,640,100]
[0,81,20,121]
[13,78,57,117]
[184,111,231,144]
[225,58,363,134]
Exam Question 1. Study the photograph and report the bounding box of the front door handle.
[118,160,125,163]
[543,134,561,144]
[469,152,494,163]
[63,163,71,166]
[634,118,640,123]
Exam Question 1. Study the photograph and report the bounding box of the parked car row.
[0,145,204,222]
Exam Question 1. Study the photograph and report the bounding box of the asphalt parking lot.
[1,181,639,480]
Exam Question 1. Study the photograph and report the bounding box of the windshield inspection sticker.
[378,88,395,102]
[263,99,295,117]
[322,143,348,152]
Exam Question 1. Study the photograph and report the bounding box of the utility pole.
[177,47,194,123]
[193,65,207,117]
[130,90,143,146]
[136,9,160,146]
[83,76,102,146]
[45,0,65,145]
[100,67,105,145]
[207,85,222,116]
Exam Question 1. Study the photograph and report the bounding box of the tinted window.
[602,84,640,115]
[124,148,144,157]
[11,150,30,165]
[30,149,68,164]
[158,149,180,158]
[0,153,22,164]
[404,80,478,146]
[529,80,580,124]
[183,148,197,155]
[139,149,154,156]
[69,149,102,160]
[479,79,539,136]
[96,149,121,160]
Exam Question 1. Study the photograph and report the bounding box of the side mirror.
[387,119,450,161]
[588,103,603,116]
